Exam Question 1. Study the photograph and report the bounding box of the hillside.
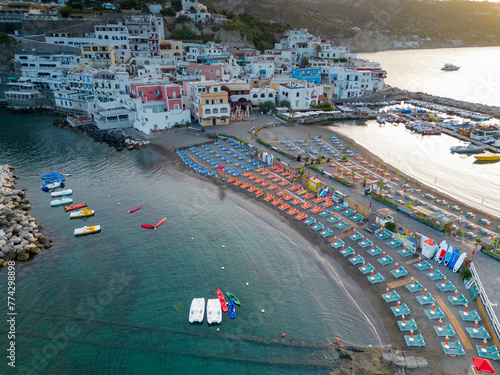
[204,0,500,51]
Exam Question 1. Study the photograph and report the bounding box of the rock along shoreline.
[0,165,52,265]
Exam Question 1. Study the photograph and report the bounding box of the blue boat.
[41,173,64,180]
[41,180,65,192]
[228,299,235,319]
[44,176,65,183]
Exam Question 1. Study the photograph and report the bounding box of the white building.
[93,69,129,102]
[126,14,164,59]
[54,89,94,114]
[249,87,277,106]
[246,58,275,79]
[277,81,324,110]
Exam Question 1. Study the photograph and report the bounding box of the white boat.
[441,63,460,71]
[189,297,206,323]
[74,225,101,236]
[70,208,95,219]
[50,196,73,206]
[206,298,222,324]
[51,189,73,197]
[450,143,488,154]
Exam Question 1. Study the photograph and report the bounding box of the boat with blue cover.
[228,299,235,319]
[41,173,64,179]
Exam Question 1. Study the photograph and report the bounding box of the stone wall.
[0,165,52,265]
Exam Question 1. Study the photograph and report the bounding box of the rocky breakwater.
[0,165,52,265]
[53,120,150,151]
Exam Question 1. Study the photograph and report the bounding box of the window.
[213,88,217,92]
[204,109,211,114]
[296,92,299,97]
[260,94,265,98]
[253,94,257,98]
[213,108,219,114]
[220,108,228,113]
[155,90,160,97]
[205,100,209,104]
[174,104,179,110]
[219,99,223,103]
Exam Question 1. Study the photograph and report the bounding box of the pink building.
[130,83,184,110]
[187,63,227,81]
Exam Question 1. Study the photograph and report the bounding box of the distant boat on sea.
[441,63,460,71]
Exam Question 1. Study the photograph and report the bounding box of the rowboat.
[189,297,205,323]
[217,289,228,312]
[228,299,235,319]
[64,202,87,212]
[128,206,142,213]
[155,217,166,229]
[41,173,64,180]
[50,196,73,207]
[51,189,73,197]
[225,291,241,306]
[141,224,155,229]
[70,208,95,219]
[206,299,222,324]
[74,225,101,236]
[41,180,65,191]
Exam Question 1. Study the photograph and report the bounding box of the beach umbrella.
[386,287,389,296]
[474,320,479,331]
[482,339,487,351]
[410,329,414,340]
[445,335,449,348]
[424,288,428,297]
[472,357,495,373]
[418,257,422,264]
[402,315,406,326]
[438,318,443,329]
[431,303,436,312]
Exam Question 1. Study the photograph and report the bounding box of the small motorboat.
[50,195,73,207]
[70,208,95,219]
[41,180,65,191]
[74,225,101,236]
[128,206,142,213]
[189,297,205,323]
[474,152,500,161]
[450,143,488,154]
[155,217,166,229]
[206,299,222,324]
[225,291,241,306]
[228,299,235,319]
[41,172,64,179]
[441,63,460,71]
[51,189,73,197]
[141,224,155,229]
[64,202,87,212]
[217,289,228,312]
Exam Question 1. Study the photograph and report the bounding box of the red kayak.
[141,224,154,229]
[64,202,87,212]
[128,206,142,213]
[155,217,166,229]
[217,289,228,312]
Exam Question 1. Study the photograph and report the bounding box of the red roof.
[472,357,495,373]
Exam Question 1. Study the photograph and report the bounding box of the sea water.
[0,111,385,374]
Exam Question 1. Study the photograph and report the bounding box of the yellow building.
[80,45,116,68]
[186,81,230,126]
[159,39,183,60]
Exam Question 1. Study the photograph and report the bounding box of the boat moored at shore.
[74,225,101,236]
[450,143,488,154]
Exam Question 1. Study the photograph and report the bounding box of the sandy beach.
[128,112,499,374]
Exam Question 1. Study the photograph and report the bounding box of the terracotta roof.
[318,94,327,101]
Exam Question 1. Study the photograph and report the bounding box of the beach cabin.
[307,177,322,192]
[421,238,438,259]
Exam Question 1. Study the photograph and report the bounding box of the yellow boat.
[70,207,95,219]
[74,225,101,236]
[474,152,500,161]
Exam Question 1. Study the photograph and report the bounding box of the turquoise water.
[0,111,386,374]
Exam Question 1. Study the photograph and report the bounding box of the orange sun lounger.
[268,184,278,191]
[255,190,264,198]
[279,180,289,186]
[234,179,243,186]
[288,207,298,215]
[241,182,250,189]
[261,180,270,187]
[301,202,312,209]
[323,200,333,207]
[264,194,274,202]
[272,177,282,182]
[248,186,258,193]
[297,189,307,195]
[284,194,294,201]
[279,203,290,211]
[243,172,252,177]
[227,177,236,183]
[289,185,300,191]
[277,190,287,196]
[249,174,258,180]
[311,206,323,213]
[313,197,324,204]
[272,198,283,206]
[256,168,264,173]
[295,212,307,220]
[255,177,264,183]
[304,193,314,200]
[291,198,302,205]
[261,170,269,175]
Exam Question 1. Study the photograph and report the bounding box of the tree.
[189,6,197,13]
[161,7,177,17]
[300,55,310,67]
[171,0,182,11]
[279,99,290,109]
[258,100,275,114]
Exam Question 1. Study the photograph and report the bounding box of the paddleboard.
[434,240,447,262]
[449,248,460,270]
[155,217,166,229]
[128,206,142,213]
[443,245,454,266]
[141,224,154,229]
[453,252,467,272]
[437,247,447,263]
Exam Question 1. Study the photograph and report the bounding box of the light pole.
[457,212,464,241]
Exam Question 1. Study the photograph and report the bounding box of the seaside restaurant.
[412,206,454,232]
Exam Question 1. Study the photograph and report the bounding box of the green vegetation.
[222,13,286,51]
[257,138,271,147]
[258,100,275,114]
[385,222,395,232]
[170,27,197,41]
[460,269,471,280]
[217,134,249,146]
[311,103,336,111]
[483,248,500,261]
